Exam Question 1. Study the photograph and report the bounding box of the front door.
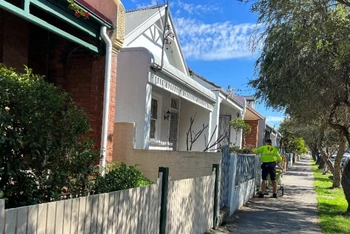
[218,115,231,148]
[169,97,180,151]
[169,112,179,151]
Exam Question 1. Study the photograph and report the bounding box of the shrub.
[93,162,153,194]
[230,144,254,154]
[0,65,99,208]
[229,119,251,146]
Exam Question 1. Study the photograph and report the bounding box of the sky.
[124,0,285,128]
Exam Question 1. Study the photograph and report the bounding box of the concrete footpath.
[208,155,322,234]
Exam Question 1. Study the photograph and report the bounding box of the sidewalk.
[208,155,322,234]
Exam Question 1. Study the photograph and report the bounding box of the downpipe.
[100,26,112,176]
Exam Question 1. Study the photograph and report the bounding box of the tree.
[0,66,99,208]
[248,0,350,209]
[342,159,350,215]
[185,113,228,152]
[229,119,251,147]
[294,138,308,155]
[279,120,297,153]
[279,119,308,155]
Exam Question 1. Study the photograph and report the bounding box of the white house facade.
[265,124,282,147]
[193,73,245,150]
[115,6,217,151]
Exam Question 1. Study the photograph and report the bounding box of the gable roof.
[125,5,165,36]
[189,68,221,89]
[246,105,264,120]
[125,5,189,75]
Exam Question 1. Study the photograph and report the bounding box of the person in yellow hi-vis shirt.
[253,139,283,198]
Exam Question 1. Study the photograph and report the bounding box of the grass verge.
[311,162,350,233]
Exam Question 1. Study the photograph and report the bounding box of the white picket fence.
[167,173,215,234]
[0,171,217,234]
[0,178,162,234]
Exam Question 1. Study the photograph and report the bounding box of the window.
[171,98,179,111]
[150,98,158,139]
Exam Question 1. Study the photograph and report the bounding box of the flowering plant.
[67,0,89,19]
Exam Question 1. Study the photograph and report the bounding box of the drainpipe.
[241,97,247,149]
[100,26,113,176]
[242,97,247,119]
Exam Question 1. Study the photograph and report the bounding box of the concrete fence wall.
[167,173,215,234]
[113,122,221,181]
[220,147,261,215]
[229,154,260,214]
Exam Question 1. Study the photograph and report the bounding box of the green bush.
[230,145,254,154]
[93,162,153,194]
[0,65,99,208]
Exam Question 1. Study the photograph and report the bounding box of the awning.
[0,0,112,53]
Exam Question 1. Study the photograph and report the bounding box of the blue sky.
[124,0,284,128]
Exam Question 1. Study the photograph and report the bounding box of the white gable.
[124,6,189,75]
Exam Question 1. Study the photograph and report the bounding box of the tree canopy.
[247,0,350,212]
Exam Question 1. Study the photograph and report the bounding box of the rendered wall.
[115,48,150,149]
[178,99,211,152]
[113,122,221,181]
[220,103,243,147]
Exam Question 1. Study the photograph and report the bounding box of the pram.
[266,164,285,196]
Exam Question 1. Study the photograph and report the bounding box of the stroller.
[266,164,285,196]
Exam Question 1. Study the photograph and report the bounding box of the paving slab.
[207,155,322,234]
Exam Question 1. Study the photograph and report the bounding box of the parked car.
[341,154,350,167]
[329,153,350,168]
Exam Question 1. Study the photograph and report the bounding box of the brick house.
[0,0,125,167]
[240,97,265,148]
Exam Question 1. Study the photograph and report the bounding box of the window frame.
[150,93,162,140]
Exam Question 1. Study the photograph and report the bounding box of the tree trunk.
[341,160,350,215]
[316,152,322,165]
[321,148,335,174]
[318,158,325,169]
[310,146,317,161]
[333,134,345,188]
[323,162,329,175]
[311,152,316,161]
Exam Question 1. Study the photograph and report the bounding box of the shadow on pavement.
[216,155,322,234]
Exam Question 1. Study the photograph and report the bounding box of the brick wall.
[64,48,117,162]
[65,47,101,145]
[0,10,4,63]
[0,13,117,162]
[113,122,221,181]
[0,11,28,71]
[244,120,259,148]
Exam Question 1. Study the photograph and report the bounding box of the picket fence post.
[158,167,169,234]
[212,164,220,229]
[0,199,4,234]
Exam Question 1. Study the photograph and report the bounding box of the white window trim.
[168,95,181,150]
[151,93,162,140]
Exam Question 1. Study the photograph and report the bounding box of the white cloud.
[136,0,158,9]
[173,0,221,15]
[266,116,284,123]
[174,17,262,60]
